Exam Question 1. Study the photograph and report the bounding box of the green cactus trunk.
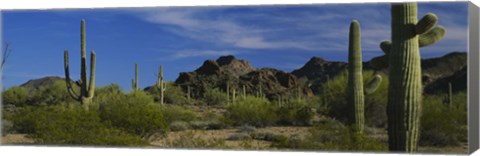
[157,65,167,104]
[226,83,230,104]
[242,85,246,99]
[132,63,138,93]
[444,82,452,107]
[347,20,365,133]
[387,3,423,152]
[187,85,191,101]
[64,19,96,109]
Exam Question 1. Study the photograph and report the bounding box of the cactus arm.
[87,51,96,98]
[365,74,382,94]
[380,41,392,54]
[418,26,446,47]
[80,19,88,97]
[416,13,438,34]
[64,50,80,100]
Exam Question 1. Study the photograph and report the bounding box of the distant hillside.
[20,76,64,91]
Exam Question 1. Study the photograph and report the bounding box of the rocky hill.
[20,76,64,91]
[174,55,311,99]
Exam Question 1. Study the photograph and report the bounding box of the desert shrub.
[2,119,14,136]
[319,70,388,127]
[250,130,284,142]
[276,99,314,126]
[202,88,228,106]
[227,133,252,141]
[29,81,78,106]
[98,91,168,138]
[272,118,387,151]
[2,86,29,106]
[167,131,227,149]
[11,105,147,146]
[170,121,190,131]
[237,125,256,133]
[189,121,209,130]
[420,92,467,147]
[225,96,277,127]
[157,104,197,124]
[146,82,190,105]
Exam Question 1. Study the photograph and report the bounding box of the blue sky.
[1,2,468,91]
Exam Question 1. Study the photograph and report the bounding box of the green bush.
[2,119,14,136]
[157,104,197,124]
[225,96,277,127]
[29,81,79,106]
[272,118,387,151]
[276,99,314,126]
[146,82,190,105]
[98,90,168,138]
[420,92,467,147]
[167,130,227,149]
[202,88,228,106]
[319,70,388,127]
[2,86,29,106]
[170,121,190,131]
[11,105,147,146]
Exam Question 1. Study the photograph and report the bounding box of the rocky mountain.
[291,52,467,94]
[424,66,467,94]
[174,55,311,99]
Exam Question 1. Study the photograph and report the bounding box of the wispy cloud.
[170,50,237,59]
[128,3,467,57]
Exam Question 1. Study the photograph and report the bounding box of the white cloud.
[170,50,237,59]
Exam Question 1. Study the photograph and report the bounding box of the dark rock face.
[175,55,311,99]
[172,52,466,98]
[291,57,347,83]
[238,68,306,99]
[424,65,467,94]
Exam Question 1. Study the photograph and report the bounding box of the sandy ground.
[1,134,35,145]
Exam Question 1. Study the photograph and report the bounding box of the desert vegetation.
[1,2,468,154]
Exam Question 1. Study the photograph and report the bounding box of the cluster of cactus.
[346,20,382,133]
[63,19,96,109]
[132,63,139,93]
[156,65,167,104]
[369,3,445,152]
[256,85,265,98]
[226,82,238,104]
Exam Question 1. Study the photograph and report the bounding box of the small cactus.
[443,82,452,108]
[156,65,167,104]
[63,19,96,109]
[131,63,139,93]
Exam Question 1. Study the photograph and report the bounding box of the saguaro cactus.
[132,63,139,93]
[346,20,382,133]
[64,19,96,108]
[379,3,446,152]
[156,65,167,104]
[443,83,452,107]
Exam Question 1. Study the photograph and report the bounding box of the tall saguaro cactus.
[347,20,365,133]
[443,82,452,107]
[346,20,382,133]
[132,63,139,93]
[64,19,96,108]
[377,3,446,152]
[156,65,167,104]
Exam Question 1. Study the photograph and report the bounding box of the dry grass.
[1,134,35,144]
